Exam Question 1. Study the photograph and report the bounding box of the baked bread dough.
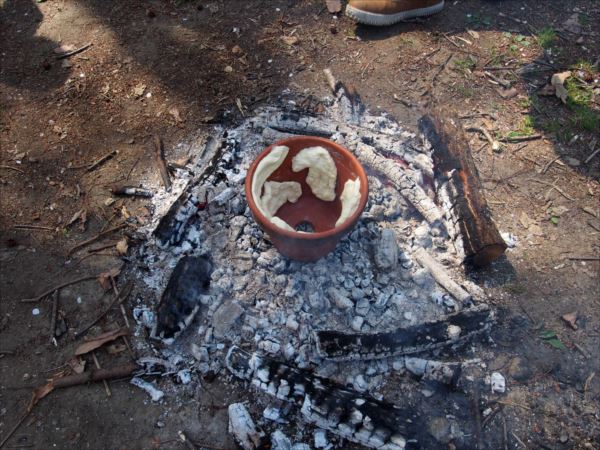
[335,178,361,227]
[292,146,337,202]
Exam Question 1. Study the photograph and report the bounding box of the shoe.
[346,0,445,26]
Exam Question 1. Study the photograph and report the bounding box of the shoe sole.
[346,1,444,26]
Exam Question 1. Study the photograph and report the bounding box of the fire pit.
[134,71,503,449]
[245,136,369,262]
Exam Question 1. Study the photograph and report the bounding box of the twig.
[111,185,153,198]
[87,150,117,172]
[502,415,508,450]
[67,222,128,257]
[153,136,171,191]
[495,400,531,411]
[511,431,528,449]
[471,386,484,450]
[75,281,133,338]
[0,409,30,449]
[87,242,118,254]
[49,291,58,346]
[55,42,92,60]
[542,155,561,174]
[432,53,453,83]
[568,256,600,261]
[13,224,54,231]
[584,147,599,164]
[441,33,461,49]
[527,178,575,201]
[465,126,501,152]
[92,352,112,397]
[0,165,25,174]
[500,134,542,143]
[20,275,97,303]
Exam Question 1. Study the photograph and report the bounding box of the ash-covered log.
[315,305,492,361]
[418,110,507,267]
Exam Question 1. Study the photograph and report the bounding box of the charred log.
[418,111,507,267]
[315,305,492,361]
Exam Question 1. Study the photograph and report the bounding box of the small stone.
[212,301,244,338]
[31,308,40,316]
[559,432,569,444]
[259,339,281,355]
[156,421,165,428]
[285,316,299,331]
[263,407,283,423]
[329,288,353,309]
[447,325,461,340]
[490,372,506,393]
[351,316,364,332]
[355,298,370,316]
[228,403,263,450]
[374,229,399,271]
[271,430,292,450]
[353,374,368,392]
[314,429,329,449]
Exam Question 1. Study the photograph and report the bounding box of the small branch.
[465,126,501,152]
[153,136,171,191]
[499,134,542,143]
[527,178,574,201]
[67,222,128,257]
[0,409,30,449]
[110,185,153,198]
[92,352,112,397]
[75,281,133,338]
[87,150,117,172]
[584,146,599,164]
[0,165,25,174]
[20,275,97,303]
[432,53,453,84]
[568,256,600,261]
[414,248,471,303]
[55,42,92,60]
[49,291,59,346]
[13,224,54,231]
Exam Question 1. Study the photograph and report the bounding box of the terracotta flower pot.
[245,136,369,262]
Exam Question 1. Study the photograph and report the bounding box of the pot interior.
[262,140,363,233]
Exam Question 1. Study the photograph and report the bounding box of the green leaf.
[539,330,556,339]
[546,338,567,350]
[551,217,559,225]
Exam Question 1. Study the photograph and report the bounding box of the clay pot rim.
[245,136,369,241]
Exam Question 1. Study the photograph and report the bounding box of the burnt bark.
[419,110,507,267]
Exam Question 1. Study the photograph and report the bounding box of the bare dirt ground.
[1,0,599,449]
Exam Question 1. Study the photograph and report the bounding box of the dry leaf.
[67,209,85,227]
[498,87,518,99]
[326,0,342,13]
[121,205,131,219]
[281,35,299,46]
[30,380,55,410]
[169,107,184,122]
[133,83,146,98]
[67,356,86,374]
[467,29,480,39]
[561,311,578,330]
[551,71,571,104]
[74,328,129,356]
[116,238,128,255]
[97,267,121,291]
